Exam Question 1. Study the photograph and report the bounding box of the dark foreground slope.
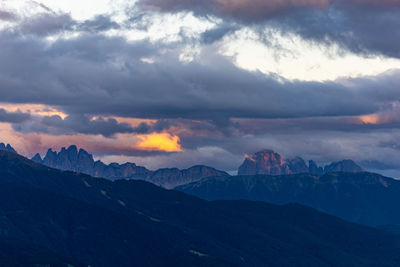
[0,237,80,266]
[176,173,400,226]
[0,151,399,266]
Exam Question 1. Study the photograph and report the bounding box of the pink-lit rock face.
[238,150,308,175]
[238,150,364,176]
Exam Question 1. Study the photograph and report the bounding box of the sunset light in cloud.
[0,103,68,119]
[359,114,380,125]
[359,113,392,125]
[137,133,183,152]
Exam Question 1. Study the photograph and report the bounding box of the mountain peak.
[31,153,43,163]
[0,143,17,154]
[239,150,298,175]
[324,159,364,173]
[309,160,323,175]
[67,145,78,151]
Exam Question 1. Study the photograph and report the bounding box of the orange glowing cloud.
[359,113,392,125]
[359,114,380,124]
[137,133,183,152]
[0,103,67,119]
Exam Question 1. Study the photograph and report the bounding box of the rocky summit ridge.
[32,145,228,189]
[238,150,363,175]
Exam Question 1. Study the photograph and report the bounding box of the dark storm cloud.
[0,29,399,122]
[270,3,400,58]
[139,0,400,21]
[139,0,329,21]
[12,114,173,137]
[232,115,400,136]
[13,11,120,36]
[40,115,145,136]
[0,109,31,123]
[139,0,400,58]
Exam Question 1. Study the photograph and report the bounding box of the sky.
[1,0,400,176]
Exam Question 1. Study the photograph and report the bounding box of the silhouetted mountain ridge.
[0,142,17,153]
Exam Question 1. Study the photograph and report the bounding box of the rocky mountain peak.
[286,157,309,173]
[253,150,284,163]
[238,150,308,176]
[68,145,78,152]
[309,160,324,175]
[0,143,17,154]
[31,153,43,163]
[324,160,364,173]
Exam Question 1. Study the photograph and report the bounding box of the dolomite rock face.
[238,150,308,176]
[238,150,363,176]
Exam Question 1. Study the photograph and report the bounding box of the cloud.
[1,29,400,122]
[19,13,75,36]
[13,10,121,37]
[78,15,121,32]
[0,108,31,123]
[139,0,400,58]
[139,0,329,21]
[12,114,173,137]
[0,10,17,21]
[200,23,239,44]
[139,0,400,21]
[269,3,400,58]
[40,115,145,136]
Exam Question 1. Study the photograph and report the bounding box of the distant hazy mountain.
[324,159,364,173]
[32,145,228,188]
[177,172,400,226]
[0,143,17,154]
[1,150,400,266]
[238,150,363,176]
[147,165,229,189]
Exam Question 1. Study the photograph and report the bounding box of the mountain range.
[31,145,228,189]
[0,150,399,266]
[238,150,363,176]
[3,142,398,227]
[30,147,365,189]
[0,142,367,190]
